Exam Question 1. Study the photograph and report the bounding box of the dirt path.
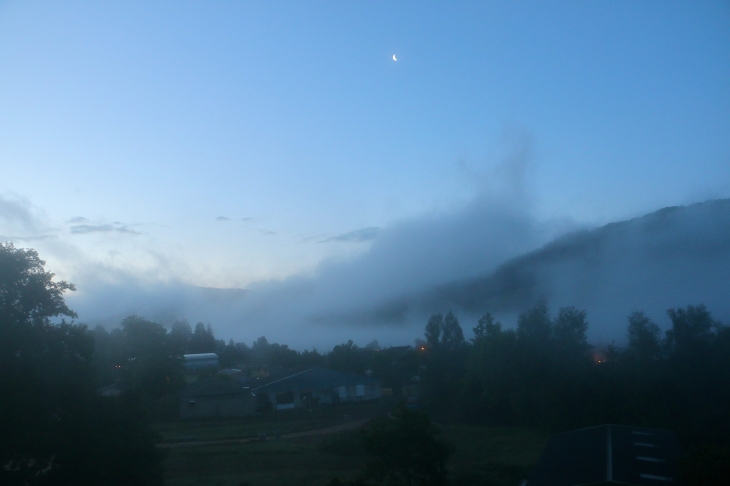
[161,418,369,449]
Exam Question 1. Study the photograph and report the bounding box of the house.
[183,353,219,373]
[526,424,683,486]
[217,368,245,379]
[246,366,381,411]
[387,345,414,354]
[178,377,256,419]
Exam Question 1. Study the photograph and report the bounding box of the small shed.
[526,424,683,486]
[178,377,255,419]
[183,353,219,373]
[248,366,381,411]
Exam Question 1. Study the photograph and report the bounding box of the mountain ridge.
[415,198,730,336]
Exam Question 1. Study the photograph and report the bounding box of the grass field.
[154,402,385,443]
[159,406,548,486]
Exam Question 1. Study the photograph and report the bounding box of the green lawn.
[163,436,364,486]
[441,425,548,486]
[154,402,384,443]
[160,409,548,486]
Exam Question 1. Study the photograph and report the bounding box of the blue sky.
[1,1,729,345]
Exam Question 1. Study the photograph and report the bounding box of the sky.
[1,1,729,348]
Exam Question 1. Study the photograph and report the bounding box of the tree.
[365,339,381,351]
[0,243,163,485]
[464,312,518,424]
[441,311,465,351]
[216,339,250,368]
[421,312,467,414]
[666,304,715,356]
[664,305,729,445]
[170,320,193,354]
[328,340,366,374]
[190,322,216,353]
[361,403,454,486]
[516,300,551,345]
[626,311,662,361]
[300,347,324,366]
[552,306,590,355]
[119,316,185,400]
[424,314,443,348]
[472,312,501,343]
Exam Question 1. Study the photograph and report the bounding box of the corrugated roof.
[249,367,379,394]
[178,377,252,398]
[527,424,683,486]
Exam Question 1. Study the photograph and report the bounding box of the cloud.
[10,129,729,351]
[0,194,44,233]
[54,130,550,349]
[320,227,381,243]
[241,217,255,222]
[67,216,89,224]
[68,197,730,351]
[216,216,231,222]
[410,199,730,345]
[0,234,57,242]
[0,194,58,242]
[70,224,142,236]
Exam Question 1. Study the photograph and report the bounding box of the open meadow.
[158,405,548,486]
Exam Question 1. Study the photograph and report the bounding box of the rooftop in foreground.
[527,424,683,486]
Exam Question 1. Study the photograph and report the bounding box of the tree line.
[418,303,730,450]
[91,318,420,411]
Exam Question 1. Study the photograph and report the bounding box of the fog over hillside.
[418,198,730,344]
[65,199,730,349]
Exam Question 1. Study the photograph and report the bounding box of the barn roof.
[178,377,252,399]
[247,367,379,394]
[527,424,683,486]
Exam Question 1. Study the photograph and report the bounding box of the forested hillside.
[418,199,730,340]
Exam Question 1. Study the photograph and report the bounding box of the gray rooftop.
[178,377,252,399]
[527,424,683,486]
[248,367,379,394]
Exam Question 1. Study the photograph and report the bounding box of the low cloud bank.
[64,199,730,350]
[419,199,730,344]
[63,190,552,349]
[6,173,728,350]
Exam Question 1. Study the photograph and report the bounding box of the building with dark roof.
[247,367,381,411]
[178,377,255,419]
[526,424,683,486]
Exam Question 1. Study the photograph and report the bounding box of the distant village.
[5,243,729,485]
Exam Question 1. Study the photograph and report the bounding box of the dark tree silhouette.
[170,319,193,353]
[361,403,454,486]
[626,311,662,361]
[0,243,163,485]
[516,300,551,344]
[328,340,366,374]
[421,311,466,414]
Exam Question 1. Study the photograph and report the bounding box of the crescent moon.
[392,54,397,61]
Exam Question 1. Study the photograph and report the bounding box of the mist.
[60,137,571,349]
[6,185,728,350]
[419,199,730,345]
[65,190,556,349]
